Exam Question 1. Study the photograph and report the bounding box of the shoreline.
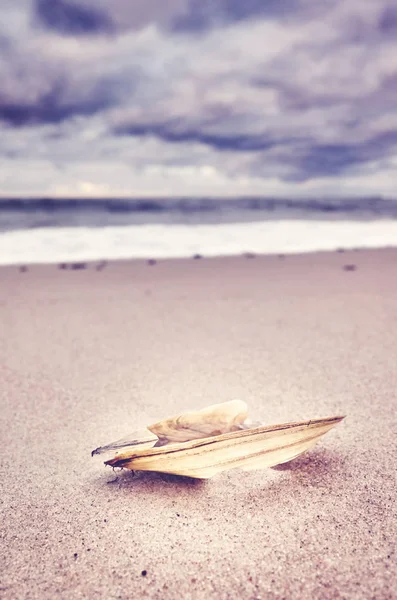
[1,218,397,266]
[0,244,396,270]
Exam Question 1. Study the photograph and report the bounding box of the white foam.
[1,220,397,265]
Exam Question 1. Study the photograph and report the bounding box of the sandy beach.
[1,249,396,599]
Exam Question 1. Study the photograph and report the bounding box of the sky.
[0,0,396,198]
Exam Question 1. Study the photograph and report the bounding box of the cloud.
[34,0,114,35]
[172,0,301,31]
[34,0,191,34]
[0,78,118,126]
[0,0,396,196]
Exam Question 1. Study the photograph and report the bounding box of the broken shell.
[92,401,344,479]
[148,399,249,445]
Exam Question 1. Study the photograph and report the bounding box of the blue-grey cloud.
[34,0,114,35]
[296,132,397,179]
[113,121,276,152]
[0,0,396,195]
[34,0,191,34]
[378,5,397,35]
[173,0,300,31]
[0,78,118,126]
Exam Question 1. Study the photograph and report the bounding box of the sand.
[0,249,396,599]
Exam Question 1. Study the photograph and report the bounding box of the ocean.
[1,196,397,265]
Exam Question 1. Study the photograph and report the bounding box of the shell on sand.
[92,400,344,479]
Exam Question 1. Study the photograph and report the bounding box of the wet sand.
[1,249,396,599]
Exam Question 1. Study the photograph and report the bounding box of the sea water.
[0,196,397,265]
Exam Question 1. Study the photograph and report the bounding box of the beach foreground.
[1,249,396,599]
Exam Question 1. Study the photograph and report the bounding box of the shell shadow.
[95,447,344,495]
[236,447,349,514]
[271,447,344,475]
[100,467,206,491]
[263,447,348,496]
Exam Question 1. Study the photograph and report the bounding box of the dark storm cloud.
[113,118,397,180]
[173,0,299,31]
[291,129,397,179]
[113,121,277,152]
[0,0,396,194]
[33,0,191,34]
[33,0,300,36]
[377,5,397,35]
[298,142,382,179]
[34,0,114,35]
[0,73,121,126]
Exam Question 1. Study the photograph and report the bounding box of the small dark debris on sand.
[337,248,345,253]
[71,263,87,270]
[59,263,68,270]
[244,252,256,259]
[96,260,107,271]
[19,265,28,273]
[278,254,285,259]
[193,254,202,260]
[343,264,357,271]
[141,570,147,577]
[147,259,157,266]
